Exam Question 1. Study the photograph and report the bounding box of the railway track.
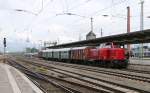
[7,57,141,93]
[23,57,150,83]
[45,61,150,83]
[8,59,120,93]
[33,57,150,74]
[9,56,150,93]
[8,60,82,93]
[127,64,150,74]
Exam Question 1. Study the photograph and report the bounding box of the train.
[38,42,129,68]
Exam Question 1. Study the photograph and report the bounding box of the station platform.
[130,58,150,65]
[0,62,43,93]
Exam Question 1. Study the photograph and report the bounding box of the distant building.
[86,31,96,40]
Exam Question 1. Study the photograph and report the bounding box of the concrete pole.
[127,7,130,33]
[140,1,144,31]
[140,1,144,58]
[101,28,103,37]
[90,17,93,32]
[127,6,131,57]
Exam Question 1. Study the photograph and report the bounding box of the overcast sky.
[0,0,150,52]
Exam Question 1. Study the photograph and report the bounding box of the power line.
[62,0,129,27]
[38,0,44,14]
[64,0,69,12]
[35,0,130,28]
[36,0,54,15]
[22,0,56,33]
[67,0,92,11]
[60,0,65,13]
[91,0,128,17]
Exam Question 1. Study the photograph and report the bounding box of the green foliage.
[26,47,38,53]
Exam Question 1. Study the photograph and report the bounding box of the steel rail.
[19,57,150,83]
[7,60,80,93]
[7,59,119,93]
[10,58,148,93]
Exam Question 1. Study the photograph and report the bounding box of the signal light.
[3,38,6,47]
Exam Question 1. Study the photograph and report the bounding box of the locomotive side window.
[105,44,112,48]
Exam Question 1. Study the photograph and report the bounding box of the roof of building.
[86,31,96,36]
[47,29,150,49]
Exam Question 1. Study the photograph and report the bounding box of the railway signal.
[3,38,6,47]
[3,38,6,63]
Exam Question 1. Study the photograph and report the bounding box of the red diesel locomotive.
[39,42,128,68]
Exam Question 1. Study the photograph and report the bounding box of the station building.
[86,31,96,40]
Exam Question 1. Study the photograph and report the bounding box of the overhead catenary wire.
[22,0,149,41]
[60,0,65,13]
[54,0,129,39]
[32,0,131,29]
[67,0,92,11]
[91,0,128,17]
[64,0,69,12]
[63,0,149,35]
[38,0,44,14]
[48,0,149,38]
[22,0,57,41]
[62,0,129,26]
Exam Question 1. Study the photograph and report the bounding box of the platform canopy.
[47,29,150,49]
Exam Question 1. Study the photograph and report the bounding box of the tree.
[26,47,38,53]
